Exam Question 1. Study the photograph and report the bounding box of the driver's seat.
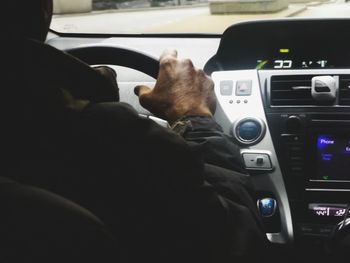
[0,176,120,263]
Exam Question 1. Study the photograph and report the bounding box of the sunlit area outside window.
[51,0,350,34]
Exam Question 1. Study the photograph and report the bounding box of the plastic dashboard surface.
[209,18,350,245]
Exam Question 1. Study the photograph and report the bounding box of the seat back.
[0,177,120,263]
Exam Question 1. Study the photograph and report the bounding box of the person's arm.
[134,49,246,173]
[171,115,246,173]
[134,49,215,124]
[134,49,270,261]
[76,102,269,263]
[27,39,120,103]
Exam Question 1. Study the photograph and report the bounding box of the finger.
[135,87,160,113]
[196,69,206,77]
[181,58,194,69]
[134,85,152,97]
[160,49,178,61]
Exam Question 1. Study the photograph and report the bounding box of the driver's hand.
[134,49,216,124]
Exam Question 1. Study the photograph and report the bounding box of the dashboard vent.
[339,75,350,105]
[270,75,313,106]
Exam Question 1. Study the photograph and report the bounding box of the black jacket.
[5,38,269,263]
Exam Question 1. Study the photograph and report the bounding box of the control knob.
[286,115,301,133]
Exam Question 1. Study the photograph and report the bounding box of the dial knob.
[286,115,301,133]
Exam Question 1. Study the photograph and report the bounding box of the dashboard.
[207,19,350,260]
[205,19,350,72]
[48,17,350,261]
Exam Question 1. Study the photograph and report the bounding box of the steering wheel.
[66,45,169,127]
[66,45,160,79]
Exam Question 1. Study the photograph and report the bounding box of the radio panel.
[260,69,350,239]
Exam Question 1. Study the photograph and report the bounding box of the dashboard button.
[289,156,302,161]
[220,80,234,96]
[233,118,266,145]
[236,80,252,96]
[238,120,261,141]
[281,134,304,143]
[243,153,272,170]
[257,198,277,217]
[290,166,303,172]
[256,156,264,165]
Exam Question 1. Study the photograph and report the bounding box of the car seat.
[0,176,120,263]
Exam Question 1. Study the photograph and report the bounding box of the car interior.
[46,17,350,262]
[6,1,350,262]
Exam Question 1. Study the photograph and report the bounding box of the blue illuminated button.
[237,120,262,141]
[257,198,277,217]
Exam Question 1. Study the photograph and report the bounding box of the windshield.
[51,0,349,34]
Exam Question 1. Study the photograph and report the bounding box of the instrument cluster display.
[256,48,329,69]
[205,19,350,73]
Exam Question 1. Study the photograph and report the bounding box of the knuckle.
[204,74,214,85]
[182,58,194,67]
[160,56,176,67]
[197,69,206,77]
[196,69,213,85]
[207,77,214,87]
[204,77,215,91]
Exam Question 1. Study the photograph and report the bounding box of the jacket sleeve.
[74,104,269,263]
[20,99,269,263]
[176,116,271,260]
[178,116,246,173]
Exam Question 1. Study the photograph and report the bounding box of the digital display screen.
[256,48,329,70]
[315,135,350,181]
[309,203,349,218]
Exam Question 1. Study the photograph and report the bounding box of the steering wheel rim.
[65,44,170,126]
[66,45,160,79]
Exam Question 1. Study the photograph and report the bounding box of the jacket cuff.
[171,116,223,136]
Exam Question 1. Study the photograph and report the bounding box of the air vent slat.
[272,99,314,105]
[270,75,313,106]
[271,75,350,106]
[271,91,313,100]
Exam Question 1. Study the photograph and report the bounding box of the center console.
[261,70,350,241]
[212,68,350,249]
[206,19,350,248]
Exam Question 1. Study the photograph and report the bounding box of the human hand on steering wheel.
[134,49,216,124]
